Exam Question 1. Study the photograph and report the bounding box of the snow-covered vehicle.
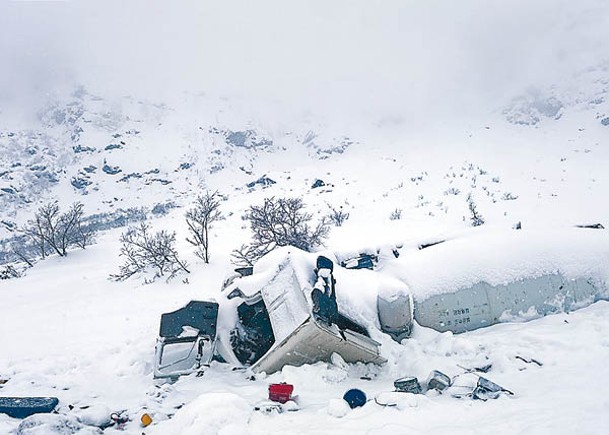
[390,227,609,333]
[217,253,387,374]
[154,227,609,379]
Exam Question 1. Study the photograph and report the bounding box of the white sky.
[1,0,608,124]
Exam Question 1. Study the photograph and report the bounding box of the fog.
[1,0,608,126]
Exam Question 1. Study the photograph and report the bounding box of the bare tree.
[70,203,96,249]
[111,223,190,282]
[185,191,223,263]
[232,197,330,266]
[231,243,268,267]
[21,201,94,258]
[10,244,35,268]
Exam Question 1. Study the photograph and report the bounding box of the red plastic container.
[268,383,294,403]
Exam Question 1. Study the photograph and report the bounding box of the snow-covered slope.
[2,0,609,433]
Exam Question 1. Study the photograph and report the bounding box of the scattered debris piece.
[268,383,294,404]
[394,377,422,394]
[457,363,493,374]
[110,412,129,428]
[374,392,399,407]
[140,412,153,427]
[472,377,514,400]
[418,240,446,250]
[427,370,452,391]
[343,389,367,409]
[0,397,59,419]
[575,223,605,229]
[254,401,283,414]
[341,254,377,270]
[154,301,219,379]
[515,355,543,366]
[377,288,413,342]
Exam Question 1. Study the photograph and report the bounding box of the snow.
[2,229,609,434]
[384,227,609,300]
[2,1,609,434]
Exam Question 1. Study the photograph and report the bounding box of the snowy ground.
[2,236,609,434]
[2,1,609,431]
[2,152,609,434]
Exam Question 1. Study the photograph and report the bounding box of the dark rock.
[247,176,276,189]
[118,172,142,182]
[102,164,122,175]
[225,130,272,148]
[72,145,96,154]
[149,178,171,185]
[311,179,325,189]
[71,177,92,190]
[151,202,177,216]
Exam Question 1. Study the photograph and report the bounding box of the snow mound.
[14,414,102,435]
[148,392,251,435]
[385,227,609,300]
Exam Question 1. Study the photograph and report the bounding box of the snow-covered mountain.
[2,0,609,434]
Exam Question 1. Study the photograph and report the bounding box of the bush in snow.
[0,264,21,280]
[0,207,148,270]
[185,190,223,263]
[232,197,330,266]
[390,208,403,220]
[501,192,519,201]
[20,201,95,258]
[328,205,350,227]
[467,193,485,227]
[110,222,190,282]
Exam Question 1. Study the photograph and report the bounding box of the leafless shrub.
[390,208,403,220]
[0,265,20,280]
[110,223,190,282]
[185,191,223,263]
[328,205,350,227]
[231,197,330,266]
[467,193,485,227]
[21,201,94,258]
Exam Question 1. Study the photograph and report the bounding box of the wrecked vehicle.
[154,227,609,379]
[155,251,391,378]
[154,301,219,379]
[389,227,609,333]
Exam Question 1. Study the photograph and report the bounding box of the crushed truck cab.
[221,252,387,374]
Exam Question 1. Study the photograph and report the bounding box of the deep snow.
[2,1,609,433]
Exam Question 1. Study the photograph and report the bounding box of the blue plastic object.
[0,397,59,419]
[343,389,367,409]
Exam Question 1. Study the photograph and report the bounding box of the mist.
[1,0,608,127]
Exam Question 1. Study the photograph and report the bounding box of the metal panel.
[377,292,413,341]
[251,318,386,374]
[414,273,601,334]
[414,282,492,333]
[259,264,310,344]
